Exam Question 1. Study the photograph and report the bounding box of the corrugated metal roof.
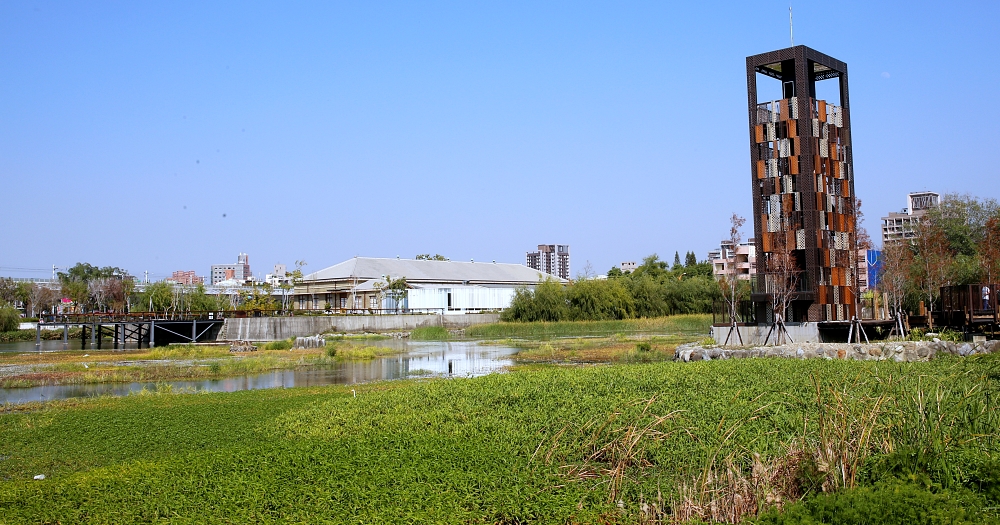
[303,257,561,285]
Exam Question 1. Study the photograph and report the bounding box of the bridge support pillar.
[63,324,68,349]
[150,320,155,348]
[35,324,41,350]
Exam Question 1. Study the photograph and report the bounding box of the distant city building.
[710,239,757,281]
[620,261,637,273]
[211,253,251,285]
[881,191,940,244]
[166,270,203,286]
[266,264,289,286]
[526,244,570,280]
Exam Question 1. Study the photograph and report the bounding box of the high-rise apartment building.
[881,191,940,244]
[747,45,858,322]
[211,252,252,285]
[526,244,570,280]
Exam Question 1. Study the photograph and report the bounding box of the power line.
[0,266,51,273]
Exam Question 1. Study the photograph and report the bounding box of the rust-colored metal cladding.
[746,46,857,322]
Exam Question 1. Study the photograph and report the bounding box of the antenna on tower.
[789,5,794,46]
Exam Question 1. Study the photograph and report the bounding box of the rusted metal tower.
[746,45,857,323]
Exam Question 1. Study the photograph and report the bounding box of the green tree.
[189,284,228,311]
[0,305,20,331]
[625,274,669,318]
[136,281,174,313]
[387,277,408,311]
[684,251,698,267]
[0,278,18,306]
[567,278,634,320]
[415,254,448,261]
[632,254,668,280]
[664,275,720,315]
[501,278,568,322]
[607,267,624,279]
[57,262,129,312]
[672,251,682,270]
[924,194,999,257]
[239,283,277,311]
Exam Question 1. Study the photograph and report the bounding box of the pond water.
[0,340,518,406]
[0,339,142,353]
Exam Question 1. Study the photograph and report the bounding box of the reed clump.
[465,314,711,339]
[410,326,450,341]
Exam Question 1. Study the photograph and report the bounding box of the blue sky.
[2,1,998,280]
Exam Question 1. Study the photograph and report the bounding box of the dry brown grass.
[809,372,888,492]
[668,448,807,524]
[534,397,685,503]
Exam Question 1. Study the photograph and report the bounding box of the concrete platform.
[712,323,821,345]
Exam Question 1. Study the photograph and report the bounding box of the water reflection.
[0,340,517,406]
[0,339,142,353]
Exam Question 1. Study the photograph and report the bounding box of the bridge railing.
[40,307,498,324]
[41,311,230,323]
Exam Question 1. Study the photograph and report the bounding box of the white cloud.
[881,72,891,78]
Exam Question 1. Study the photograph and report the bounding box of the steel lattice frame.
[746,46,856,322]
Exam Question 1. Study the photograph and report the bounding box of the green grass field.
[1,354,998,523]
[465,313,712,339]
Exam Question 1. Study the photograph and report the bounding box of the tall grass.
[465,314,711,339]
[410,326,450,340]
[145,345,230,360]
[263,338,294,350]
[328,345,401,360]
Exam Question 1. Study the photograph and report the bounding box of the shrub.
[635,341,652,352]
[755,479,994,525]
[0,305,20,332]
[264,339,293,350]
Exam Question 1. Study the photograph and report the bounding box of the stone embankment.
[675,339,1000,363]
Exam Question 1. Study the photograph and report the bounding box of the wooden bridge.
[938,284,998,335]
[37,312,226,350]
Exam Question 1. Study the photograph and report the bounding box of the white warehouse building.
[293,257,562,313]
